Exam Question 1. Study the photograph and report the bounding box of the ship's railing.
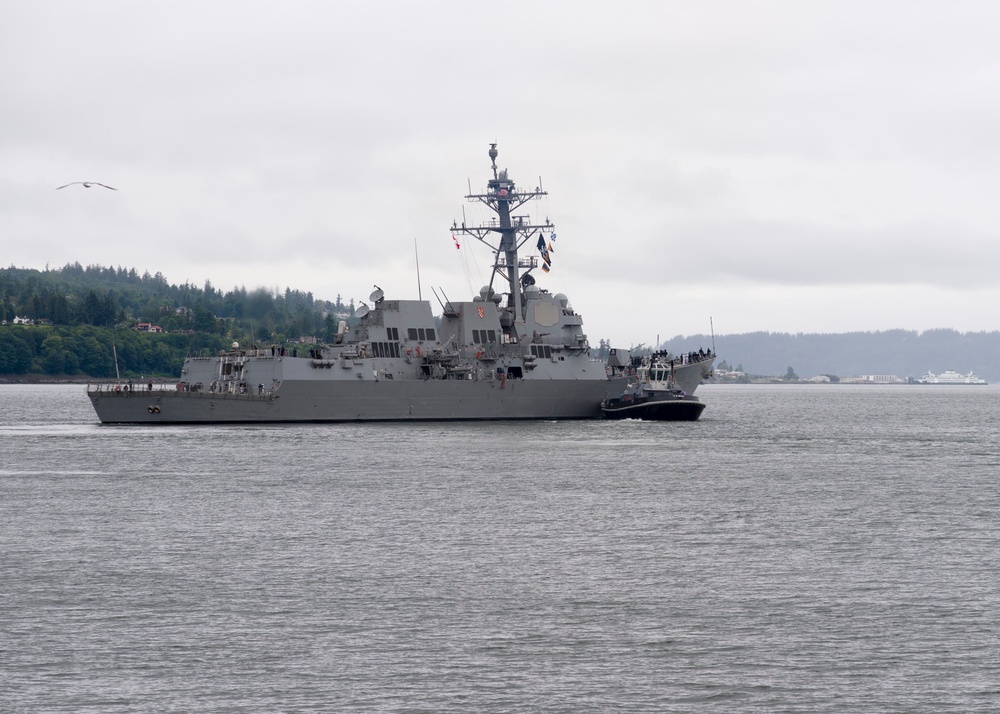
[87,381,278,399]
[88,381,175,394]
[87,383,277,401]
[497,256,538,269]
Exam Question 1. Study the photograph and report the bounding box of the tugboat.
[601,350,714,421]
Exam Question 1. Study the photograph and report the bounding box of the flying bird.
[56,181,118,191]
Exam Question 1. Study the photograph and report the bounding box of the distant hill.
[0,263,354,378]
[660,329,1000,382]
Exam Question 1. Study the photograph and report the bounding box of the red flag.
[452,235,461,250]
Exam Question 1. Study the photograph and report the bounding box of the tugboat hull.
[601,396,706,421]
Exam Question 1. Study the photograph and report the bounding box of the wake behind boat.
[88,145,712,424]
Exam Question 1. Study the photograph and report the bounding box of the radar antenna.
[489,143,498,179]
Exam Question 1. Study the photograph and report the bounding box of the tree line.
[0,325,230,378]
[2,263,357,338]
[0,263,360,377]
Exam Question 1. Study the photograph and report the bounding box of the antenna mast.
[414,238,422,301]
[449,143,552,326]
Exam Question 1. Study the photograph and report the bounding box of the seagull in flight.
[56,181,118,191]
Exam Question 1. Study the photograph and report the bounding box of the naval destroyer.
[87,145,714,424]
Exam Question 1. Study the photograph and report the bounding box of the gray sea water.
[2,383,1000,712]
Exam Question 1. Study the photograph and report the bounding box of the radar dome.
[555,293,569,308]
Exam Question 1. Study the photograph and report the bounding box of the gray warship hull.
[88,374,630,424]
[87,352,710,424]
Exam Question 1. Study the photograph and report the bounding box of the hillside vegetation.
[0,263,353,378]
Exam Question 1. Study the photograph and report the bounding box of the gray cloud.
[4,1,1000,340]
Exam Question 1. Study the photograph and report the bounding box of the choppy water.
[2,383,1000,712]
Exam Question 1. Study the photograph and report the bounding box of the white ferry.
[916,370,988,385]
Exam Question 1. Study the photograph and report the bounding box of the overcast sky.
[4,1,1000,346]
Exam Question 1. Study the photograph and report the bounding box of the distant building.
[861,375,905,384]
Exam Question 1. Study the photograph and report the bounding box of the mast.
[414,238,422,301]
[451,144,553,329]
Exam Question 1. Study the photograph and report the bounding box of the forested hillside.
[0,263,354,378]
[0,326,230,379]
[1,263,353,337]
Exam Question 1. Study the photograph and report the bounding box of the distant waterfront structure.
[862,375,905,384]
